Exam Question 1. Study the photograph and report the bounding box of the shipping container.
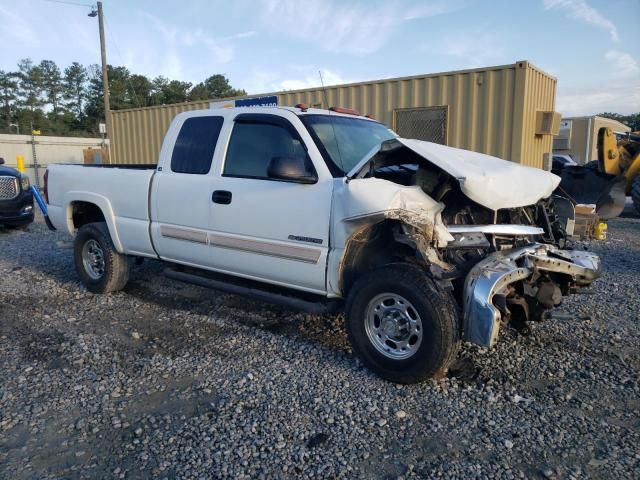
[109,60,559,168]
[553,115,631,165]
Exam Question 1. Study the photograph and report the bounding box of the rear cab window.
[171,116,224,174]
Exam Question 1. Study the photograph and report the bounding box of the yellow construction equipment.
[597,127,640,213]
[555,127,639,219]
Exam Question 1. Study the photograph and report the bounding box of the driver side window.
[223,121,308,179]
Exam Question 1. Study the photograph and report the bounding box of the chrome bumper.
[462,243,601,347]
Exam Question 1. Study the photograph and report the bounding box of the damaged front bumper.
[463,243,601,347]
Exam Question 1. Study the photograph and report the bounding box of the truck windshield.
[301,115,397,176]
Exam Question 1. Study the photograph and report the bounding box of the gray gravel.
[1,209,639,479]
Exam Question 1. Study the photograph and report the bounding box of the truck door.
[150,114,224,266]
[207,113,333,294]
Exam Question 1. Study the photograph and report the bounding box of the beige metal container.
[109,60,559,169]
[553,115,631,165]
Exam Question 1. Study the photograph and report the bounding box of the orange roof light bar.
[329,106,361,116]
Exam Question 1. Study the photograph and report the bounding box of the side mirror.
[0,158,5,165]
[267,155,317,184]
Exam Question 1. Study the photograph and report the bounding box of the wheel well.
[71,201,106,230]
[341,220,423,296]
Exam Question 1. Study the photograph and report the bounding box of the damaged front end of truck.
[332,138,601,348]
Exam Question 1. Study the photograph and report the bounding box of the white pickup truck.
[45,106,600,383]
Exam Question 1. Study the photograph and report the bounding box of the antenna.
[318,70,345,173]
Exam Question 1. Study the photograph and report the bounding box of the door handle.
[212,190,232,205]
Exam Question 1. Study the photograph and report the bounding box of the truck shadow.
[0,220,351,357]
[123,263,352,356]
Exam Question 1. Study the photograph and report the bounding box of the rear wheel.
[345,264,460,384]
[632,175,640,215]
[74,222,130,293]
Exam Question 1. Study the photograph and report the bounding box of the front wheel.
[74,222,130,294]
[345,264,460,384]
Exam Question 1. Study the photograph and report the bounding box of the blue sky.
[1,0,638,115]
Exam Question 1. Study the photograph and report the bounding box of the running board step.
[164,268,341,315]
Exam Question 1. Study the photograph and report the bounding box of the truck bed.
[46,164,157,257]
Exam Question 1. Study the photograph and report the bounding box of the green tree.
[84,64,104,133]
[598,112,640,131]
[189,74,245,101]
[128,74,152,108]
[150,76,169,105]
[63,62,88,120]
[16,58,45,130]
[150,77,194,104]
[188,82,210,101]
[107,65,131,110]
[0,70,19,131]
[39,60,64,115]
[3,57,247,135]
[160,79,192,104]
[17,58,44,111]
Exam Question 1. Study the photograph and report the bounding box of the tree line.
[598,113,640,132]
[0,58,246,137]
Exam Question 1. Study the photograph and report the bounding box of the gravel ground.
[1,209,639,479]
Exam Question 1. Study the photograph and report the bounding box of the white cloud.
[280,69,352,91]
[557,78,640,116]
[222,31,257,41]
[255,0,459,54]
[556,49,640,116]
[441,30,508,66]
[604,50,640,78]
[243,67,354,94]
[120,10,254,80]
[543,0,618,41]
[0,4,38,45]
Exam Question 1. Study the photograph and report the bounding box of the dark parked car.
[0,157,34,229]
[551,154,577,175]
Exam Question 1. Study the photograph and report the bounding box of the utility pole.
[96,1,112,148]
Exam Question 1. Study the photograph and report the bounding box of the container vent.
[536,111,561,136]
[393,106,448,144]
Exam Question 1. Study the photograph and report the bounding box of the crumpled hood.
[398,139,560,210]
[351,138,561,211]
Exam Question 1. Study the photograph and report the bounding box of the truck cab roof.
[203,105,379,121]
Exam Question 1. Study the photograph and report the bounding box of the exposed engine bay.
[339,138,601,347]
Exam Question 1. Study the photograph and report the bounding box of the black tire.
[632,175,640,215]
[345,264,460,384]
[74,222,130,294]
